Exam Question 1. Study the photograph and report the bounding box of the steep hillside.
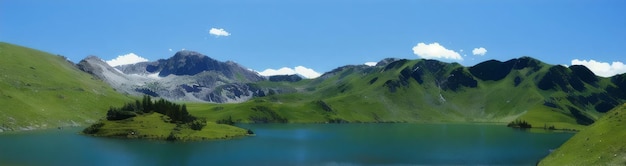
[539,103,626,165]
[191,57,625,130]
[0,42,132,132]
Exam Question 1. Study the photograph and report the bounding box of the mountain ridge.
[3,42,626,132]
[180,55,625,131]
[78,50,268,103]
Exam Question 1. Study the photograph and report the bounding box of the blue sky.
[2,0,625,78]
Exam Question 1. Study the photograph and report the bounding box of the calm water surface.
[0,123,573,165]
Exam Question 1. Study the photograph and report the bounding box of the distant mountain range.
[2,42,626,131]
[76,46,626,130]
[2,42,624,164]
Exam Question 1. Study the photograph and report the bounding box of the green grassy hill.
[539,103,626,165]
[0,42,132,132]
[190,57,625,131]
[84,112,249,141]
[82,96,251,141]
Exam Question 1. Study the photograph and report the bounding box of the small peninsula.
[82,96,251,141]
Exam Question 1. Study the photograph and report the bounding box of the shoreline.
[82,132,252,142]
[1,120,579,134]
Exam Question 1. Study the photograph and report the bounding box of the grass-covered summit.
[0,42,132,132]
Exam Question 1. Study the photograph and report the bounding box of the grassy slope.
[0,42,132,131]
[326,61,532,123]
[87,112,248,141]
[188,58,620,131]
[540,103,626,165]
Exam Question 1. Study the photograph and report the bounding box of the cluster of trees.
[543,124,556,130]
[106,96,204,130]
[507,119,532,128]
[327,118,349,123]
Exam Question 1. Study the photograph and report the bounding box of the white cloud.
[412,42,463,61]
[571,59,626,77]
[259,67,295,76]
[364,62,377,67]
[209,28,230,37]
[294,66,321,78]
[472,47,487,56]
[106,53,149,67]
[168,48,173,52]
[258,66,321,79]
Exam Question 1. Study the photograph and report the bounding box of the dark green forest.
[105,96,205,130]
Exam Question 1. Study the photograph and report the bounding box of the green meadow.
[540,103,626,165]
[0,42,132,131]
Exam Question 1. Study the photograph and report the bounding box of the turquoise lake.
[0,123,573,165]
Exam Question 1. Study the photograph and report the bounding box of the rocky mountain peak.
[148,51,228,77]
[77,50,266,103]
[77,55,130,84]
[172,50,206,59]
[83,55,104,62]
[77,55,112,76]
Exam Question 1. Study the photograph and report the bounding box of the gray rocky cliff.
[77,51,270,103]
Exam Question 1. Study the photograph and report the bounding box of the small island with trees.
[507,119,532,129]
[83,96,251,141]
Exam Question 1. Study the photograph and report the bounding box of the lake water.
[0,123,573,165]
